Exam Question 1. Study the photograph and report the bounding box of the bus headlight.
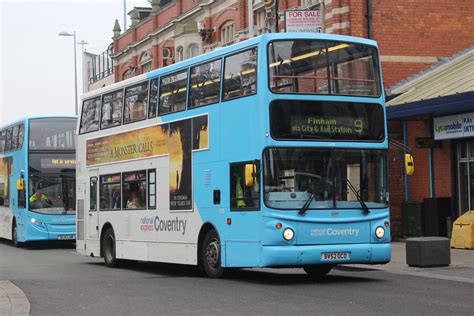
[375,226,385,239]
[31,218,45,227]
[283,228,295,241]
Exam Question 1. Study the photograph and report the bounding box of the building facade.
[91,0,474,236]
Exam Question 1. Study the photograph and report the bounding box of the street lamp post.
[58,31,78,115]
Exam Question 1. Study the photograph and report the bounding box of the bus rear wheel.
[102,228,120,267]
[202,230,226,278]
[12,221,23,248]
[303,265,333,277]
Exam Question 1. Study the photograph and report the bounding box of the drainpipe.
[248,0,254,38]
[403,120,410,202]
[366,0,373,39]
[429,117,436,198]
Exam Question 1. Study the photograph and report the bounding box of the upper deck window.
[101,89,123,129]
[18,124,24,149]
[124,82,148,124]
[11,125,19,150]
[268,40,380,97]
[189,59,221,108]
[159,69,188,115]
[5,128,12,152]
[0,130,5,152]
[148,78,158,118]
[223,48,258,101]
[80,97,101,134]
[29,118,76,150]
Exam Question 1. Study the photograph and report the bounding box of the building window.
[220,21,235,46]
[189,43,199,58]
[142,61,152,73]
[301,0,321,9]
[123,68,135,80]
[176,46,184,62]
[255,9,267,35]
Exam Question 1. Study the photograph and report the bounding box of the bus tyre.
[303,265,333,277]
[202,230,225,278]
[103,228,120,268]
[12,221,22,248]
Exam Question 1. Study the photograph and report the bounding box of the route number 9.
[354,119,363,133]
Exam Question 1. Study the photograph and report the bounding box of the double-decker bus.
[0,116,77,246]
[76,32,391,278]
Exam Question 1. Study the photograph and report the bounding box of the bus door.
[88,170,99,239]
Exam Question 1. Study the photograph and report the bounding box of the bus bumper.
[27,222,76,241]
[261,243,391,267]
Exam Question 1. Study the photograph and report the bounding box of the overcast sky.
[0,0,149,125]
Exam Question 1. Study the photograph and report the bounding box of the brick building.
[93,0,474,236]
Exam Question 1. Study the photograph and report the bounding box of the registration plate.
[58,235,75,240]
[321,252,350,261]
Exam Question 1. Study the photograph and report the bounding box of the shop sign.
[434,112,474,140]
[284,10,323,33]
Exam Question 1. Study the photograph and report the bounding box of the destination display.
[290,116,368,137]
[41,158,76,169]
[270,100,384,141]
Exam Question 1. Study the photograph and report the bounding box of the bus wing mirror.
[17,179,25,190]
[245,163,257,187]
[405,154,414,176]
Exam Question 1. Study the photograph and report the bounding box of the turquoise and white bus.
[0,116,77,246]
[76,32,390,278]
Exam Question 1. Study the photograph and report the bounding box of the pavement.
[350,241,474,284]
[1,241,473,315]
[0,281,30,316]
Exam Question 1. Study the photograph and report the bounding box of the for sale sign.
[285,10,323,33]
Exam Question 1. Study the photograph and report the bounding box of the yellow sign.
[86,125,168,166]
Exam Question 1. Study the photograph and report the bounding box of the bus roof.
[81,32,378,101]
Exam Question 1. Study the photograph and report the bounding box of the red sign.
[285,10,323,33]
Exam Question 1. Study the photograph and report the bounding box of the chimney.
[130,8,140,26]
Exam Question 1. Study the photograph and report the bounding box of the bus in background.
[0,116,76,246]
[76,32,390,278]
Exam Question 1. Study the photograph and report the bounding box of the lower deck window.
[230,162,260,210]
[100,174,121,210]
[123,170,147,209]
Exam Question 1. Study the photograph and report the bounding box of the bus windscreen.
[29,118,76,150]
[28,152,76,214]
[270,100,384,141]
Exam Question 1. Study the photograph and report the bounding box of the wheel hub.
[205,239,219,268]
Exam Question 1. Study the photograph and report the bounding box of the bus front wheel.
[102,228,120,268]
[12,221,23,248]
[303,265,333,277]
[202,230,225,278]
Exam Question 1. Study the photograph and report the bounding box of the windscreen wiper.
[344,179,370,215]
[298,193,314,216]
